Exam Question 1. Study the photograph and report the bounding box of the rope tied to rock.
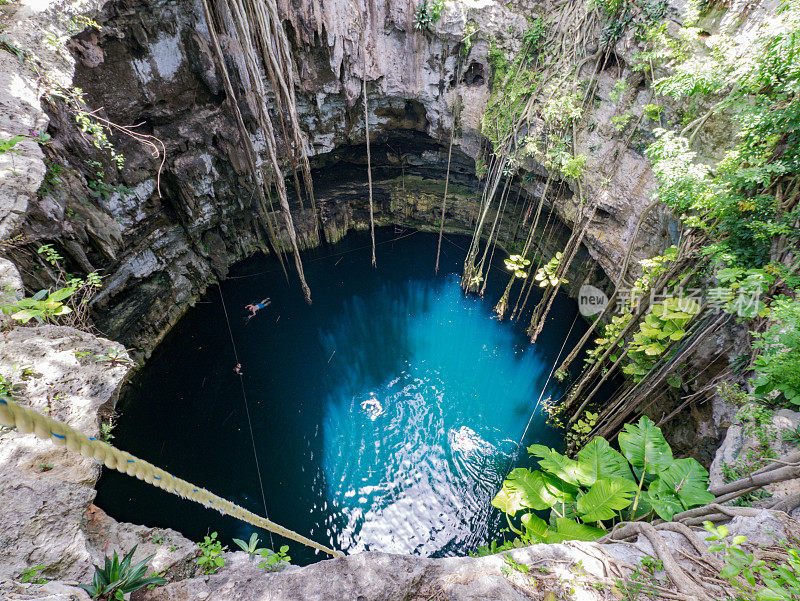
[0,397,344,558]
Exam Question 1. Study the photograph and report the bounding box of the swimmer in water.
[245,298,271,318]
[360,397,383,417]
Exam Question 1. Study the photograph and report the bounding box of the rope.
[216,285,275,550]
[0,396,343,557]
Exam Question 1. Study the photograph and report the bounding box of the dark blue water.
[96,228,587,563]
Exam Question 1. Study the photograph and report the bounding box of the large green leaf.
[492,469,534,515]
[528,444,582,487]
[575,476,638,522]
[492,469,569,515]
[656,457,715,509]
[542,472,579,504]
[546,518,605,543]
[618,416,674,475]
[644,479,684,521]
[521,513,549,543]
[575,437,634,486]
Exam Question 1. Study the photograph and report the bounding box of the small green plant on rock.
[233,533,267,559]
[617,556,663,600]
[413,0,444,32]
[258,545,291,571]
[79,546,166,600]
[18,565,49,584]
[197,532,226,575]
[705,522,800,601]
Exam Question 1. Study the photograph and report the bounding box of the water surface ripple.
[95,229,584,564]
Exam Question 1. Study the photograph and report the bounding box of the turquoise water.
[96,228,585,563]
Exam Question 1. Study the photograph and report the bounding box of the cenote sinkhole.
[95,228,589,564]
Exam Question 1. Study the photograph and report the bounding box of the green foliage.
[534,252,568,288]
[611,113,633,131]
[1,287,75,324]
[0,373,16,397]
[705,522,800,601]
[622,297,700,381]
[643,103,663,120]
[413,0,444,32]
[616,556,664,600]
[0,244,103,328]
[258,545,291,571]
[197,532,227,575]
[0,135,25,154]
[78,546,166,600]
[100,421,115,443]
[646,7,800,275]
[504,254,531,278]
[610,79,628,102]
[522,17,548,53]
[461,21,478,56]
[490,417,713,549]
[86,161,132,201]
[40,160,64,195]
[18,565,49,584]
[566,410,598,447]
[45,87,124,170]
[232,533,267,560]
[752,297,800,406]
[474,156,488,179]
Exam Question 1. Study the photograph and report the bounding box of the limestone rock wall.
[1,0,646,355]
[0,323,196,586]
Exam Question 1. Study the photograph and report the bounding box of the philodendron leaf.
[521,513,549,543]
[492,468,561,515]
[656,457,715,509]
[618,416,673,475]
[575,437,634,486]
[576,476,638,522]
[547,517,604,543]
[528,444,582,487]
[644,479,684,521]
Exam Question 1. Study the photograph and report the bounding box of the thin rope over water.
[0,397,343,557]
[217,285,275,550]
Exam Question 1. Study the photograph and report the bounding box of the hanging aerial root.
[0,397,343,558]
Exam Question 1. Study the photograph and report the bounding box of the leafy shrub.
[233,533,267,559]
[490,417,713,547]
[18,565,49,584]
[706,522,800,600]
[753,297,800,406]
[413,0,444,32]
[79,546,166,600]
[1,287,75,324]
[258,546,291,571]
[621,297,700,381]
[197,532,226,575]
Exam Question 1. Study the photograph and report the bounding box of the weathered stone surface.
[139,543,630,601]
[708,404,800,511]
[0,579,91,600]
[0,325,129,582]
[85,505,199,581]
[0,325,196,586]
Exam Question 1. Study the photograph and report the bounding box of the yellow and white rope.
[0,397,343,558]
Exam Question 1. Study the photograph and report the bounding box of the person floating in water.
[234,363,243,375]
[360,397,384,420]
[245,298,271,318]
